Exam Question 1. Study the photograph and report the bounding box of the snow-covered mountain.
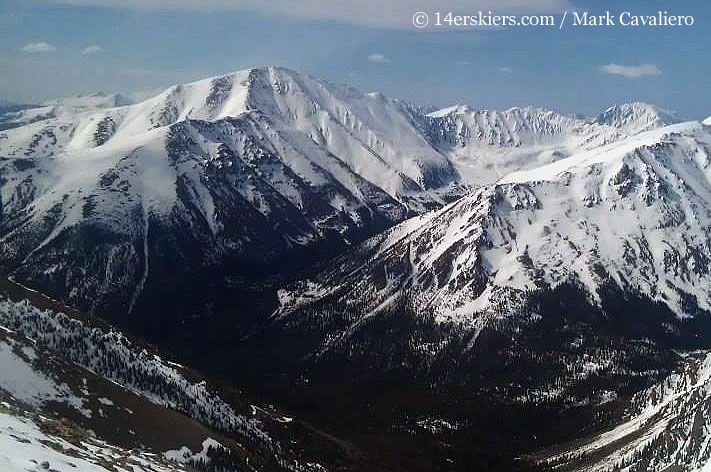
[0,67,681,328]
[0,67,459,198]
[594,102,681,135]
[425,102,680,184]
[278,121,711,329]
[0,67,468,325]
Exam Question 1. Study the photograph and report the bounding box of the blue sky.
[1,0,709,119]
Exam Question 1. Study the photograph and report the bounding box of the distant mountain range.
[0,68,681,329]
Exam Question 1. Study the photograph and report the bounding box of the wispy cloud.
[599,63,661,79]
[368,53,391,63]
[455,60,471,66]
[81,45,103,56]
[40,0,571,29]
[21,42,56,53]
[498,67,513,73]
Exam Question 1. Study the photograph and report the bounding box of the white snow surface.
[0,339,88,415]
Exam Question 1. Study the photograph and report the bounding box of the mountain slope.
[277,121,711,327]
[540,350,711,472]
[0,277,378,472]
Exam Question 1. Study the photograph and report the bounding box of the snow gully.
[619,11,695,27]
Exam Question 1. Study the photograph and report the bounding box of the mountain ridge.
[278,120,711,329]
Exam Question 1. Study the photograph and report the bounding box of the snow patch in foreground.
[0,339,90,417]
[0,410,185,472]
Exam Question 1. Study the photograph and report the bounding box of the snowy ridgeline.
[0,298,268,444]
[0,67,689,324]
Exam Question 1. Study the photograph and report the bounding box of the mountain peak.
[427,104,473,117]
[594,102,681,134]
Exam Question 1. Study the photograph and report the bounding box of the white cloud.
[40,0,571,29]
[20,42,56,53]
[455,60,471,66]
[368,53,391,63]
[81,45,103,56]
[498,67,513,73]
[599,63,661,79]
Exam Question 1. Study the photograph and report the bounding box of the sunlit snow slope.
[279,121,711,329]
